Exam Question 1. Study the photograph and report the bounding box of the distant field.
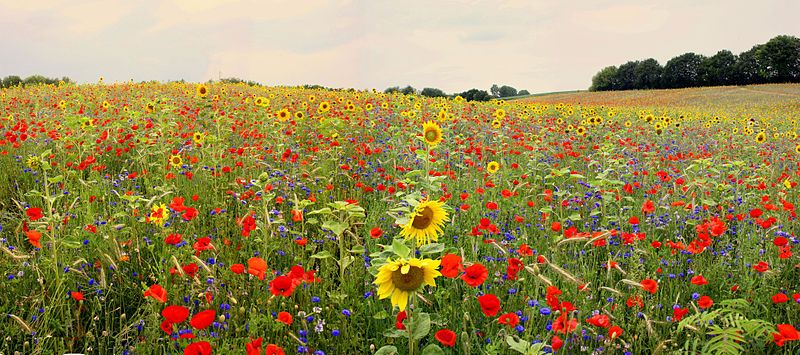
[523,84,800,118]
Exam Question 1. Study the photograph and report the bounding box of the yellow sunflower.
[494,108,506,119]
[196,84,209,97]
[276,109,291,122]
[193,132,205,144]
[169,155,183,167]
[491,119,502,129]
[374,258,441,311]
[487,161,500,174]
[422,121,443,146]
[400,200,448,246]
[318,101,331,112]
[755,131,766,143]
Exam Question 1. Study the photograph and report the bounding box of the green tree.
[733,45,764,85]
[699,50,737,86]
[518,90,530,96]
[490,84,500,98]
[590,66,618,91]
[613,61,639,90]
[497,85,518,98]
[399,86,416,95]
[662,53,704,88]
[757,35,800,82]
[1,75,22,88]
[457,89,492,102]
[634,59,663,89]
[420,87,447,98]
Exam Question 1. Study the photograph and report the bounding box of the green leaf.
[349,246,365,254]
[419,243,444,256]
[409,313,431,340]
[374,345,399,354]
[567,213,582,221]
[321,220,348,236]
[47,175,64,184]
[421,344,445,355]
[372,310,389,320]
[310,251,333,259]
[392,239,411,259]
[307,207,332,215]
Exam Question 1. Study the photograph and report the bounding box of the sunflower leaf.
[392,239,411,259]
[421,344,444,355]
[409,312,431,340]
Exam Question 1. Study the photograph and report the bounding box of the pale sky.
[1,0,798,93]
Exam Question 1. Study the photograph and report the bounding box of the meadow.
[0,82,798,354]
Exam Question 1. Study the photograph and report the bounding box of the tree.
[634,59,663,89]
[457,89,492,102]
[662,53,704,88]
[1,75,22,88]
[420,87,447,98]
[699,50,737,86]
[590,66,618,91]
[384,86,400,94]
[399,86,416,95]
[733,45,764,85]
[490,84,500,98]
[757,35,800,82]
[497,85,518,98]
[613,61,639,90]
[518,90,530,96]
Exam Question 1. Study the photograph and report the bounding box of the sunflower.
[169,155,183,167]
[755,132,766,143]
[487,161,500,174]
[494,108,506,119]
[196,84,209,97]
[276,109,291,122]
[26,156,42,171]
[318,101,331,112]
[491,119,502,129]
[374,258,441,311]
[795,144,800,154]
[193,132,205,144]
[365,103,374,111]
[576,126,587,136]
[400,200,448,246]
[422,121,443,146]
[294,111,304,120]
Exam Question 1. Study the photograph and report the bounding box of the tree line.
[383,84,529,102]
[590,35,800,91]
[1,75,74,88]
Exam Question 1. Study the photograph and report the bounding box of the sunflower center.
[391,265,424,291]
[411,207,434,229]
[425,130,438,142]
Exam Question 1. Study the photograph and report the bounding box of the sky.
[1,0,798,93]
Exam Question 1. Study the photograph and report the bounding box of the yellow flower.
[169,155,183,167]
[422,121,443,146]
[755,131,766,143]
[494,108,506,119]
[196,84,209,97]
[487,161,500,174]
[318,101,331,112]
[192,132,205,145]
[491,119,502,129]
[148,204,169,226]
[400,200,448,246]
[374,258,441,311]
[276,109,291,122]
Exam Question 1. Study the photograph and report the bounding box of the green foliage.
[590,66,618,91]
[674,299,776,354]
[456,88,492,101]
[420,87,447,98]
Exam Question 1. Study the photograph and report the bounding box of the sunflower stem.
[407,292,417,355]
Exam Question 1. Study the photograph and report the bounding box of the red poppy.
[184,341,212,355]
[477,294,501,317]
[71,291,85,301]
[641,200,655,214]
[162,306,189,323]
[27,207,44,221]
[697,295,714,309]
[395,311,408,330]
[498,312,520,327]
[370,227,383,239]
[753,261,769,273]
[552,313,579,334]
[608,325,623,338]
[26,230,42,249]
[144,284,167,303]
[586,314,610,328]
[190,310,216,330]
[248,257,268,280]
[673,307,689,321]
[165,233,182,245]
[231,264,245,274]
[246,337,262,355]
[640,279,658,294]
[462,263,488,287]
[290,209,303,222]
[435,329,457,347]
[277,311,293,325]
[772,293,789,304]
[551,335,563,351]
[269,275,296,297]
[551,221,562,232]
[160,319,174,334]
[440,254,463,278]
[690,275,708,286]
[628,216,639,224]
[265,344,285,355]
[486,201,498,210]
[772,324,800,346]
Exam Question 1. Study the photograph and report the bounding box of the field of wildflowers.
[0,82,798,354]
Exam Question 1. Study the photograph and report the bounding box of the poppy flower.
[498,312,520,327]
[162,305,190,323]
[71,291,85,301]
[697,295,714,309]
[551,335,563,351]
[673,307,689,321]
[27,207,44,221]
[248,257,268,280]
[753,261,769,273]
[184,341,212,355]
[144,284,167,303]
[772,293,789,304]
[586,314,610,328]
[190,310,216,330]
[435,329,457,347]
[552,313,579,334]
[690,275,708,286]
[641,200,655,214]
[477,294,501,317]
[551,222,562,232]
[26,230,42,249]
[230,264,245,274]
[246,337,263,355]
[640,279,658,294]
[486,201,498,210]
[277,311,293,325]
[265,344,285,355]
[269,276,296,297]
[165,233,182,245]
[440,254,463,278]
[395,311,408,330]
[370,227,383,239]
[772,324,800,346]
[608,325,623,338]
[462,263,488,287]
